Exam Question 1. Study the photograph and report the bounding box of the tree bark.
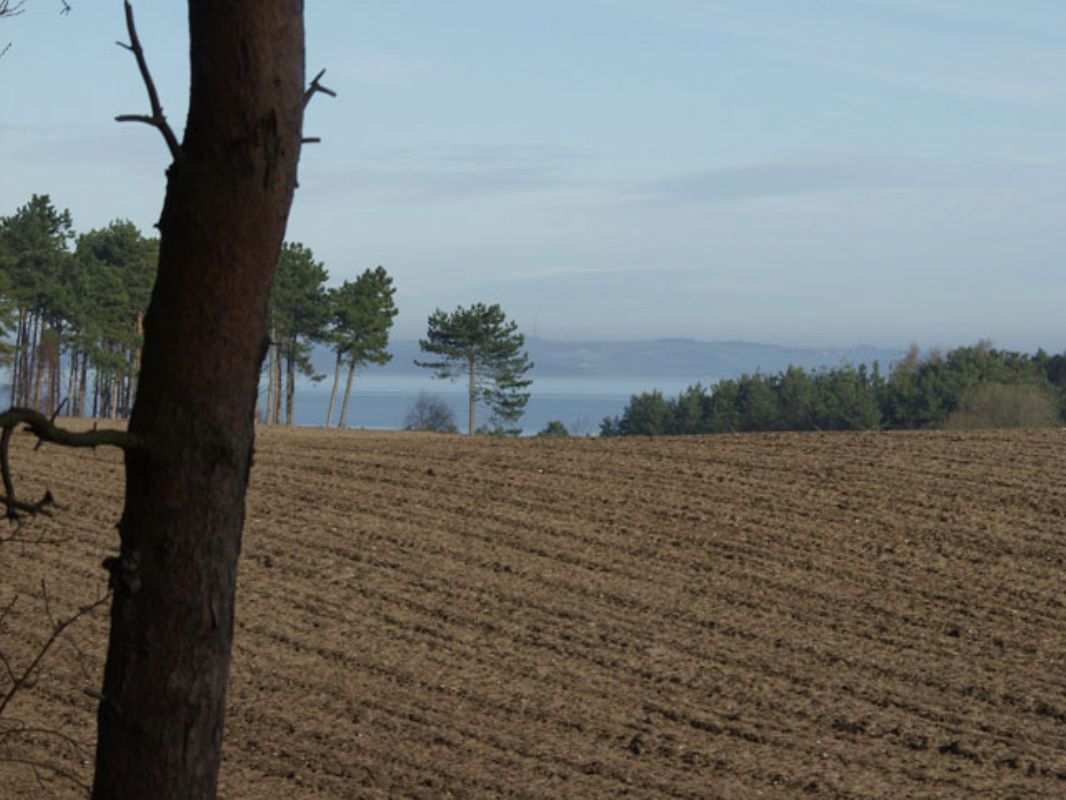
[326,350,341,426]
[91,2,305,797]
[338,358,355,428]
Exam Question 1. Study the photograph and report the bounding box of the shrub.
[536,420,570,437]
[944,382,1061,430]
[403,392,459,433]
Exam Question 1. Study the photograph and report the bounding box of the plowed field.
[1,426,1065,798]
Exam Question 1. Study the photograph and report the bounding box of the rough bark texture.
[91,2,305,797]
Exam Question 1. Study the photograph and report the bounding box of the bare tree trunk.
[338,358,355,428]
[78,353,89,418]
[9,308,23,407]
[91,2,305,796]
[285,347,295,425]
[468,355,476,436]
[326,350,341,426]
[67,348,78,416]
[109,370,118,420]
[271,343,283,425]
[24,312,38,407]
[264,334,275,425]
[31,327,46,412]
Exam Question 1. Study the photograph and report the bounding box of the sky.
[3,1,1066,350]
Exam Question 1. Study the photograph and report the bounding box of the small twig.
[0,1,24,18]
[114,0,181,161]
[0,590,109,720]
[303,68,337,109]
[0,755,89,793]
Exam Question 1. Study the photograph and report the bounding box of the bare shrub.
[403,392,458,433]
[945,382,1061,430]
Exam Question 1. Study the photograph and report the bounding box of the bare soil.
[1,426,1065,798]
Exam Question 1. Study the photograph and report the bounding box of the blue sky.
[3,1,1066,349]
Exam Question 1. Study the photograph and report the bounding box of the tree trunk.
[468,355,476,436]
[91,2,304,796]
[326,350,341,426]
[271,343,283,425]
[285,347,295,425]
[9,308,23,408]
[77,351,89,418]
[264,334,275,425]
[338,358,355,428]
[67,349,78,416]
[32,327,46,412]
[25,312,39,408]
[91,366,99,419]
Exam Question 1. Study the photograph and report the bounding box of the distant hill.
[311,337,903,383]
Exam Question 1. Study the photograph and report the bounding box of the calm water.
[275,375,699,435]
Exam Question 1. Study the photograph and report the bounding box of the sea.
[277,375,698,436]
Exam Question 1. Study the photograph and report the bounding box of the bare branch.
[0,407,134,524]
[0,1,24,18]
[114,0,181,161]
[0,755,89,793]
[0,589,109,720]
[303,68,337,109]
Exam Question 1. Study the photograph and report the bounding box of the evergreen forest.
[602,344,1066,436]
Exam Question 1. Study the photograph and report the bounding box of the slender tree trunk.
[326,350,341,426]
[338,358,355,428]
[468,355,476,435]
[23,312,38,407]
[264,335,274,425]
[32,328,46,412]
[285,347,295,425]
[78,353,89,418]
[91,3,305,796]
[91,366,99,419]
[271,343,282,425]
[9,308,23,407]
[109,370,119,420]
[67,349,78,416]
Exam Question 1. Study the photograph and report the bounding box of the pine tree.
[326,266,398,427]
[416,302,533,435]
[266,242,328,424]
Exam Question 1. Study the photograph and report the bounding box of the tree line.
[601,343,1066,436]
[0,194,535,434]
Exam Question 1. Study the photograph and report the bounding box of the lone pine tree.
[417,302,533,435]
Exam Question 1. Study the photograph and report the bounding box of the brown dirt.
[1,426,1065,798]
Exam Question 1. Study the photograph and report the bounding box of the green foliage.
[71,220,158,370]
[327,266,397,369]
[269,242,329,381]
[416,302,533,434]
[402,391,458,433]
[537,420,570,437]
[603,343,1066,437]
[0,194,74,313]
